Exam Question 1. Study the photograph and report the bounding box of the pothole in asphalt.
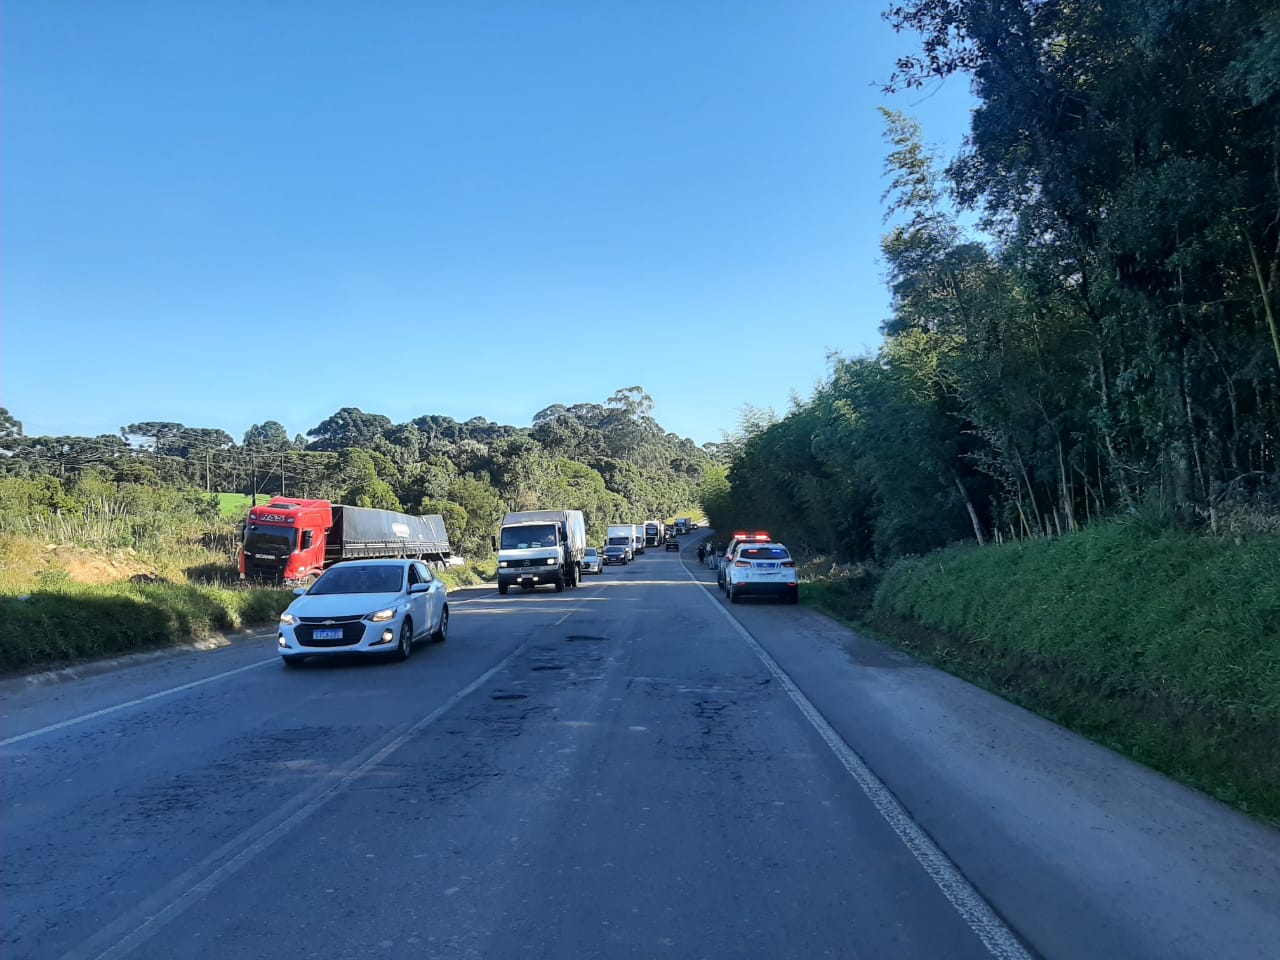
[694,699,734,717]
[490,692,529,701]
[565,635,607,642]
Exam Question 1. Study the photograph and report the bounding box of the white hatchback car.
[725,542,798,605]
[276,559,448,666]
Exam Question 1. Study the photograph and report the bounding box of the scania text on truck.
[494,509,587,594]
[240,498,451,583]
[644,519,664,547]
[605,524,636,562]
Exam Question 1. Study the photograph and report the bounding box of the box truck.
[495,509,587,594]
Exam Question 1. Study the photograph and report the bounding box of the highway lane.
[2,540,1278,959]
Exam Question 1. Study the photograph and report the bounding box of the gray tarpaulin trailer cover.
[326,506,451,561]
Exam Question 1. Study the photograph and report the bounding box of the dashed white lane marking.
[685,563,1033,960]
[58,642,528,960]
[7,588,501,747]
[2,658,277,747]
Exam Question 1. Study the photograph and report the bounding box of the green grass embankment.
[0,530,496,674]
[860,521,1280,821]
[0,579,292,673]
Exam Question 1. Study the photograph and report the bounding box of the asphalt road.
[3,538,1279,959]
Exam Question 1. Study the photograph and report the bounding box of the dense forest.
[705,0,1280,558]
[0,387,715,556]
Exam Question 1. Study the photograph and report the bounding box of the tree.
[243,421,291,452]
[346,478,402,512]
[307,408,392,451]
[0,408,23,441]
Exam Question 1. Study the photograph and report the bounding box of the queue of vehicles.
[269,502,714,666]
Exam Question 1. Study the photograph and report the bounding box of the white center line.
[59,641,526,960]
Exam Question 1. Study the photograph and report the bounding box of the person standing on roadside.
[697,543,706,564]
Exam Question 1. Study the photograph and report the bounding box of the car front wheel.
[395,620,413,661]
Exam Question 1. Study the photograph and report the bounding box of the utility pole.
[280,453,286,497]
[252,459,257,507]
[206,451,211,492]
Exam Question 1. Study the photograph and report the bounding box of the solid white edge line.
[686,563,1033,960]
[2,658,278,747]
[66,640,529,960]
[7,591,498,747]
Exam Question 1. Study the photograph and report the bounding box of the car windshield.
[500,524,558,549]
[585,549,598,557]
[308,564,404,595]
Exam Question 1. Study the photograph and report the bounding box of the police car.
[724,540,798,604]
[716,532,772,591]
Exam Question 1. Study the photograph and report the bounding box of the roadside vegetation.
[701,2,1280,822]
[0,476,294,673]
[0,387,708,673]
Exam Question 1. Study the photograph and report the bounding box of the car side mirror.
[293,587,307,596]
[409,582,430,594]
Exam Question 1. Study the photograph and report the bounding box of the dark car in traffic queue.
[602,544,630,565]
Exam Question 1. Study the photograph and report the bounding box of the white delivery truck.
[606,524,636,562]
[494,509,587,595]
[644,519,664,547]
[631,523,646,555]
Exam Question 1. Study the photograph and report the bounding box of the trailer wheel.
[567,562,578,588]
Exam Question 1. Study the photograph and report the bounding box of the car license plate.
[758,562,779,569]
[313,628,343,640]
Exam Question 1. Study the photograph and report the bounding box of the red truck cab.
[240,497,333,582]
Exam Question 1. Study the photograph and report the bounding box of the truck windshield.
[607,536,631,546]
[243,524,296,559]
[645,525,658,535]
[500,524,558,550]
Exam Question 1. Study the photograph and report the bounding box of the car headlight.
[498,561,508,568]
[366,608,397,623]
[279,612,299,626]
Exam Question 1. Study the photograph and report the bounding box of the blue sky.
[2,1,975,447]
